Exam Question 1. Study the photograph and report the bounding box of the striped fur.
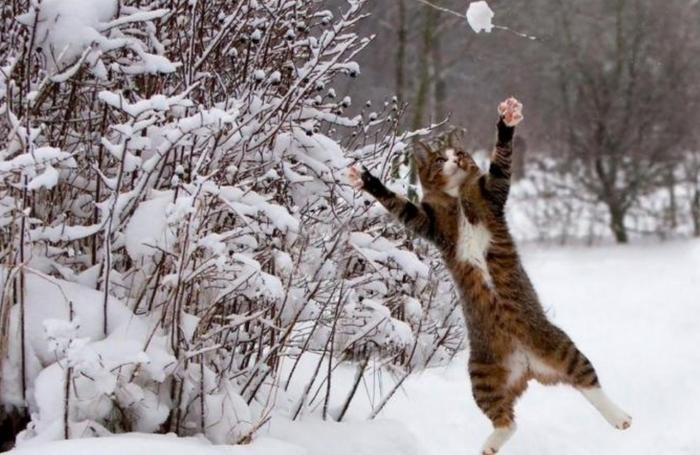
[353,99,630,453]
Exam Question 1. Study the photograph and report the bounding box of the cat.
[347,98,631,454]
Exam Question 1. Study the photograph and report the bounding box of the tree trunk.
[692,188,700,237]
[391,0,408,180]
[666,168,677,229]
[411,7,437,131]
[395,0,406,103]
[608,204,629,243]
[408,6,437,200]
[431,26,447,121]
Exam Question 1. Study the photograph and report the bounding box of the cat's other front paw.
[347,165,365,190]
[498,97,524,127]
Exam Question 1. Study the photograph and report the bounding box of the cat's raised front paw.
[498,97,524,127]
[347,165,364,190]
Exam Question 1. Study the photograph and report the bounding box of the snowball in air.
[466,1,494,34]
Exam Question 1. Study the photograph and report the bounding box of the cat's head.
[414,133,480,197]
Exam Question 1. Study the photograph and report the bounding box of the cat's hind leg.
[551,337,632,430]
[579,386,632,430]
[469,361,520,454]
[480,424,517,455]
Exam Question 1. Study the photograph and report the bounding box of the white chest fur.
[456,216,492,284]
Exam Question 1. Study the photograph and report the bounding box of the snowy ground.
[379,239,700,455]
[7,240,700,455]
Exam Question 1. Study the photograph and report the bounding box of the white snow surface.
[379,240,700,455]
[124,190,174,260]
[16,0,118,68]
[7,434,303,455]
[15,0,175,76]
[1,269,133,367]
[6,240,700,454]
[466,1,495,33]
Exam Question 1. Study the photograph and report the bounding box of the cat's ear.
[448,128,465,150]
[413,140,432,168]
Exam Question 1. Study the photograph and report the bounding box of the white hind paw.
[602,403,632,430]
[613,414,632,430]
[480,424,516,455]
[580,387,632,431]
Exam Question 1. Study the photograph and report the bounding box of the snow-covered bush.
[0,0,462,446]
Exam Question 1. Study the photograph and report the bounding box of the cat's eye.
[435,157,446,165]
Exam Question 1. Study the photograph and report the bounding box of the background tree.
[344,0,700,243]
[550,0,698,242]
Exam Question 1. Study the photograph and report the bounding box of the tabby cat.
[347,98,631,454]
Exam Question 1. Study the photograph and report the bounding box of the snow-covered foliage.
[0,0,461,447]
[5,240,700,455]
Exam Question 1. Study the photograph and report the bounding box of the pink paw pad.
[347,166,364,190]
[498,97,524,127]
